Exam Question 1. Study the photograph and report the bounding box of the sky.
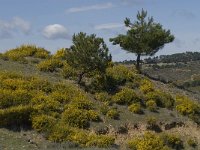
[0,0,200,61]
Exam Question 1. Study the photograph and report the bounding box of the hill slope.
[0,48,200,150]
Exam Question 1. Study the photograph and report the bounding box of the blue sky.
[0,0,200,61]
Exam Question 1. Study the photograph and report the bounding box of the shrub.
[87,110,101,122]
[95,92,112,105]
[37,59,64,72]
[145,116,161,132]
[0,89,32,109]
[32,115,57,133]
[53,48,68,60]
[106,65,136,85]
[175,95,200,116]
[62,108,90,128]
[69,96,93,110]
[86,134,115,148]
[128,103,143,114]
[70,130,90,146]
[0,105,32,127]
[100,104,109,115]
[61,63,77,79]
[139,79,154,94]
[3,44,50,61]
[31,94,61,114]
[106,108,119,120]
[145,90,174,108]
[48,123,74,142]
[50,91,71,104]
[187,138,197,147]
[162,134,183,149]
[128,132,169,150]
[146,100,157,112]
[112,88,140,105]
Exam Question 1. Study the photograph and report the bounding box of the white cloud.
[42,24,69,40]
[66,2,114,13]
[94,23,124,30]
[0,17,31,39]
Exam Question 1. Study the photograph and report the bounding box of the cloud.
[42,24,69,40]
[66,2,114,13]
[0,17,31,39]
[94,23,124,30]
[121,0,145,5]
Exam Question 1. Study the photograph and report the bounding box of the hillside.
[0,46,200,150]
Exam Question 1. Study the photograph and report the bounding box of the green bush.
[95,92,112,105]
[87,110,101,122]
[31,94,61,114]
[48,123,74,142]
[0,89,32,108]
[128,103,143,114]
[112,88,140,105]
[162,134,183,149]
[0,105,32,127]
[106,65,136,85]
[32,114,57,133]
[106,108,119,119]
[86,134,115,148]
[53,48,68,60]
[62,108,90,128]
[139,79,154,94]
[128,132,169,150]
[146,100,157,112]
[61,63,77,79]
[187,138,197,147]
[37,59,64,72]
[145,90,174,108]
[175,95,200,116]
[3,44,50,61]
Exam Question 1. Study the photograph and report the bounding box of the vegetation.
[110,9,174,72]
[0,9,200,149]
[66,32,112,84]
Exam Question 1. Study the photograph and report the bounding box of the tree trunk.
[77,72,85,84]
[136,54,141,73]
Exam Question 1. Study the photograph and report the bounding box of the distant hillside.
[117,52,200,65]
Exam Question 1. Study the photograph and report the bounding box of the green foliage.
[128,132,169,150]
[112,88,140,105]
[161,134,183,149]
[106,108,119,119]
[61,63,77,79]
[52,48,68,60]
[86,134,115,148]
[0,89,32,108]
[2,44,50,62]
[110,9,174,71]
[145,90,174,109]
[36,58,64,72]
[106,65,136,85]
[95,92,112,105]
[175,95,200,121]
[0,105,32,127]
[62,108,90,128]
[48,123,74,142]
[187,138,197,148]
[32,114,57,133]
[128,103,143,114]
[139,79,154,94]
[87,110,101,122]
[146,100,157,112]
[66,32,111,84]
